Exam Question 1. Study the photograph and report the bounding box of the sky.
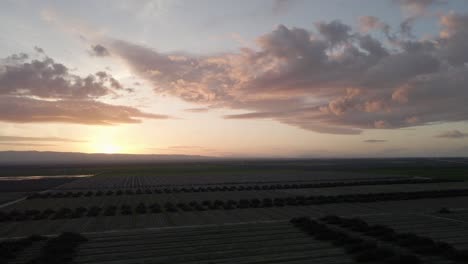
[0,0,468,158]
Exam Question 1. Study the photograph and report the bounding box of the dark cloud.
[0,96,169,125]
[435,130,468,139]
[363,139,388,143]
[399,17,416,38]
[439,13,468,65]
[0,136,85,142]
[357,35,389,58]
[224,111,288,119]
[34,46,44,53]
[89,44,110,57]
[6,53,28,61]
[0,50,166,125]
[0,55,123,99]
[108,14,468,134]
[315,20,352,45]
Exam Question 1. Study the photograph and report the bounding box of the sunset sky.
[1,0,468,157]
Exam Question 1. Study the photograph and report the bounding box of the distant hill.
[0,151,213,165]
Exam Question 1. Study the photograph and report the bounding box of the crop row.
[3,188,468,222]
[26,178,457,199]
[321,215,468,262]
[290,217,421,263]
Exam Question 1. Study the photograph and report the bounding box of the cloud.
[435,130,468,139]
[224,111,286,119]
[438,13,468,65]
[89,44,110,57]
[393,0,447,15]
[184,107,211,113]
[34,46,44,53]
[0,96,169,125]
[107,14,468,134]
[358,16,387,33]
[0,143,56,147]
[363,139,388,143]
[0,51,168,125]
[315,20,352,45]
[0,136,85,142]
[0,54,123,99]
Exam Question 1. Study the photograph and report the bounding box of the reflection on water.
[0,175,94,181]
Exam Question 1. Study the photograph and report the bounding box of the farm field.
[0,176,86,207]
[75,221,355,264]
[0,192,25,207]
[0,177,82,192]
[359,213,468,250]
[4,180,468,211]
[2,196,468,237]
[1,159,468,263]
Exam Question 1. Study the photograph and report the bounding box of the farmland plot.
[55,172,409,190]
[0,177,80,192]
[0,176,89,208]
[2,167,468,263]
[75,221,355,264]
[277,181,468,196]
[361,196,468,214]
[0,192,25,206]
[358,213,468,250]
[7,181,468,213]
[2,195,468,237]
[315,215,468,263]
[436,210,468,223]
[6,215,466,264]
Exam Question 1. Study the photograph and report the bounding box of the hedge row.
[321,215,468,261]
[3,188,468,222]
[290,217,421,263]
[26,178,456,199]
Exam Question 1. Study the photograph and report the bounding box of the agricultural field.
[76,221,355,264]
[0,176,90,208]
[1,159,468,263]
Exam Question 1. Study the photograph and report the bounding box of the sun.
[95,143,122,154]
[102,144,120,154]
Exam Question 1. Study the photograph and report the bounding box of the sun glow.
[94,143,122,154]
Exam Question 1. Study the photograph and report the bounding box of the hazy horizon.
[1,0,468,158]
